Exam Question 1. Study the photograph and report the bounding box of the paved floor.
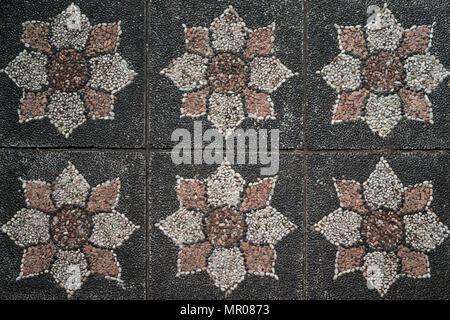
[0,0,448,300]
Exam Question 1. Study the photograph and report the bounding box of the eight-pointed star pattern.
[156,160,297,294]
[314,157,448,297]
[318,4,449,138]
[161,6,297,137]
[2,4,136,137]
[1,161,139,298]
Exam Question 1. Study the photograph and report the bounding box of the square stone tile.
[149,0,303,149]
[0,151,146,299]
[306,152,449,299]
[149,152,303,299]
[306,0,449,149]
[0,0,145,147]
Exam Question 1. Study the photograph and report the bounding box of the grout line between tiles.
[145,149,151,301]
[0,147,450,154]
[301,0,308,301]
[145,0,151,301]
[0,147,448,153]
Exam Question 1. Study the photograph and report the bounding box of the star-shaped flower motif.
[161,6,297,137]
[314,157,448,296]
[1,162,139,298]
[156,160,297,294]
[318,4,449,138]
[2,4,136,138]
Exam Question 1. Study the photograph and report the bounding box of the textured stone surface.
[0,151,145,299]
[0,0,144,147]
[149,0,303,149]
[0,0,448,302]
[307,153,449,299]
[149,152,303,299]
[307,0,449,149]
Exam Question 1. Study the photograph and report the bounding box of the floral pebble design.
[156,161,297,294]
[1,162,139,298]
[314,157,448,296]
[161,6,297,137]
[318,4,449,138]
[2,4,136,137]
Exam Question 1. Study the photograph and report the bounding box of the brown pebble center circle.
[206,207,245,247]
[51,207,90,249]
[362,210,403,251]
[363,51,405,92]
[208,53,248,93]
[48,49,89,91]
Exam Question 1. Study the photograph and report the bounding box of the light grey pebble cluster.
[364,94,402,138]
[156,207,205,246]
[404,211,449,252]
[50,249,89,297]
[160,53,208,91]
[249,56,296,93]
[52,161,90,207]
[88,53,137,94]
[206,247,246,293]
[318,53,361,92]
[362,157,403,210]
[246,206,297,245]
[207,92,245,137]
[365,5,403,52]
[206,162,245,207]
[210,6,246,52]
[1,208,50,247]
[4,50,48,91]
[47,91,87,138]
[405,54,449,93]
[314,208,362,247]
[50,3,91,50]
[89,211,139,249]
[362,251,399,297]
